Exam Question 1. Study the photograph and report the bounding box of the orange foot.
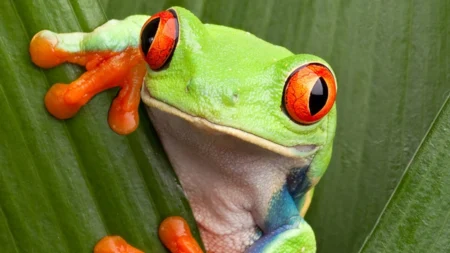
[94,236,144,253]
[94,217,203,253]
[159,216,204,253]
[30,30,146,135]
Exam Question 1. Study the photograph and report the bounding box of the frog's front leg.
[29,15,149,134]
[247,185,316,253]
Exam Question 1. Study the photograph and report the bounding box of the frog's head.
[140,7,337,163]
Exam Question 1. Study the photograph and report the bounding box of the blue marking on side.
[264,184,300,232]
[286,166,311,206]
[247,184,304,252]
[263,166,311,233]
[249,167,312,252]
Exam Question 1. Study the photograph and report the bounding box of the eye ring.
[140,9,179,70]
[283,63,337,124]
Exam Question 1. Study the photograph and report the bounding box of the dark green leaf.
[303,1,450,252]
[359,95,450,252]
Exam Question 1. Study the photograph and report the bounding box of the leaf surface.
[359,96,450,253]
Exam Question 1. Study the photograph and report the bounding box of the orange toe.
[30,31,67,68]
[45,83,82,119]
[94,236,144,253]
[159,216,204,253]
[107,61,145,135]
[108,102,139,135]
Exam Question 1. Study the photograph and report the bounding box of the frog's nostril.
[185,79,193,93]
[232,93,239,102]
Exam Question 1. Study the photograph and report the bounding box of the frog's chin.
[141,87,319,158]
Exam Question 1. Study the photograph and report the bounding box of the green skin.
[41,6,336,253]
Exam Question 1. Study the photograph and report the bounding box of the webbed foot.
[30,15,149,134]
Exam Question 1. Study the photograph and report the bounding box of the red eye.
[140,9,179,70]
[283,63,336,124]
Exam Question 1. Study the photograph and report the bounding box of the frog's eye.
[283,63,336,124]
[140,9,179,70]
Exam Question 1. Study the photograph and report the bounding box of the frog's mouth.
[141,86,319,158]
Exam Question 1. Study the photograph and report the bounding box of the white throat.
[145,101,311,252]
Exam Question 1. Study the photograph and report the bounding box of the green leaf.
[303,1,449,252]
[359,95,450,252]
[0,0,449,253]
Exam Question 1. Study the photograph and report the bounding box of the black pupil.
[140,18,160,55]
[309,77,328,115]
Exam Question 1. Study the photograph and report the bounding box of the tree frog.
[30,6,337,253]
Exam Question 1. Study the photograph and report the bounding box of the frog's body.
[147,103,319,252]
[30,7,336,253]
